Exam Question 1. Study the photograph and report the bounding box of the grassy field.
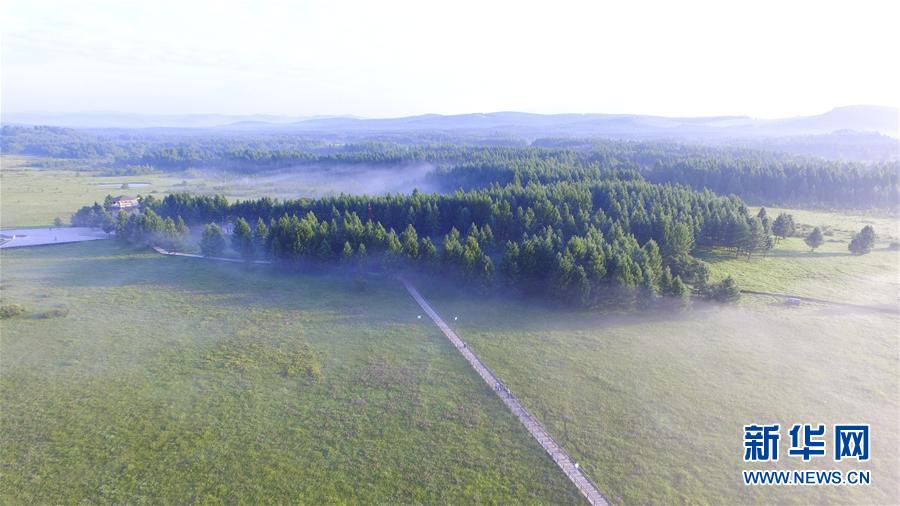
[704,207,899,305]
[0,156,192,228]
[416,281,899,504]
[0,241,581,503]
[1,155,430,228]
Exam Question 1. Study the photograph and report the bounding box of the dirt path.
[741,289,899,314]
[401,279,609,506]
[151,246,272,264]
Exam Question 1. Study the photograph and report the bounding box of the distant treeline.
[4,125,898,208]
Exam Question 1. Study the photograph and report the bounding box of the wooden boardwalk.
[402,279,609,506]
[152,246,272,264]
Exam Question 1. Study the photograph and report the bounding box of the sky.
[2,0,899,119]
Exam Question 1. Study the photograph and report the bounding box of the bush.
[705,276,741,303]
[889,242,900,251]
[0,304,26,319]
[38,307,69,319]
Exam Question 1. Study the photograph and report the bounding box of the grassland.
[0,241,581,503]
[0,156,191,228]
[704,207,899,305]
[416,285,899,504]
[1,155,429,228]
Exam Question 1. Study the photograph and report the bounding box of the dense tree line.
[99,179,773,305]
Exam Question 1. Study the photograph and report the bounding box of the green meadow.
[0,241,581,504]
[705,207,899,305]
[416,278,899,504]
[0,155,425,229]
[1,156,190,228]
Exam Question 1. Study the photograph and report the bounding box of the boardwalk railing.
[401,279,609,506]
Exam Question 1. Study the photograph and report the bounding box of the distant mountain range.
[0,112,350,129]
[3,105,897,139]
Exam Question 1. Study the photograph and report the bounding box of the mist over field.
[206,163,440,198]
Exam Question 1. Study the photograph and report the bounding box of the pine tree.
[772,213,795,242]
[420,237,437,263]
[848,225,876,255]
[665,223,694,258]
[500,241,521,282]
[342,241,354,261]
[462,236,482,277]
[232,217,254,260]
[756,207,770,233]
[253,218,268,256]
[804,227,824,252]
[400,224,419,259]
[200,223,226,257]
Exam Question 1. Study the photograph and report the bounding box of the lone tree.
[772,213,795,243]
[804,227,824,252]
[53,217,64,228]
[848,225,876,255]
[200,223,226,257]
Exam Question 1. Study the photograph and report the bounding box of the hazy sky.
[2,0,898,118]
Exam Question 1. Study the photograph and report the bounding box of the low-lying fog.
[197,164,441,200]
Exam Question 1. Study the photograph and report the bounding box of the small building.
[110,196,140,210]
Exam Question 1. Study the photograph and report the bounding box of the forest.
[4,124,898,208]
[74,176,787,307]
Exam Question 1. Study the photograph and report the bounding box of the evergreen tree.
[400,223,419,259]
[500,241,521,282]
[756,207,770,233]
[253,218,268,256]
[804,227,824,252]
[462,236,483,277]
[232,217,255,260]
[342,241,354,261]
[200,223,226,257]
[665,223,694,258]
[848,225,876,255]
[772,213,795,242]
[420,237,437,263]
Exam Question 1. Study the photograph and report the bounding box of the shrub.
[39,307,69,319]
[889,242,900,251]
[0,304,26,319]
[705,276,741,303]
